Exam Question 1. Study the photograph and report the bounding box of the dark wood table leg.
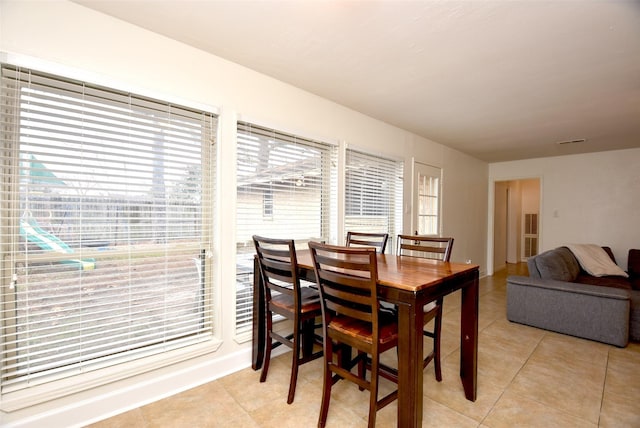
[301,318,316,357]
[459,270,479,401]
[252,257,265,370]
[396,300,423,428]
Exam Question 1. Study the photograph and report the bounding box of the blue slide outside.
[20,217,96,270]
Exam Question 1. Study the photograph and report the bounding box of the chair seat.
[328,311,398,346]
[270,287,321,314]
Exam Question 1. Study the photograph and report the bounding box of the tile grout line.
[597,348,610,427]
[501,331,601,427]
[475,307,541,428]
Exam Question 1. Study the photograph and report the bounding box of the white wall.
[490,148,640,269]
[0,1,488,426]
[439,148,488,266]
[521,179,540,215]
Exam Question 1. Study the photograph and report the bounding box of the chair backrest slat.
[260,257,294,273]
[313,253,374,275]
[318,269,372,291]
[325,299,373,323]
[399,243,446,254]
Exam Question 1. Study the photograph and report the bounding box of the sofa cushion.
[534,247,580,282]
[575,274,632,290]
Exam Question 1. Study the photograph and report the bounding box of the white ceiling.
[75,0,640,162]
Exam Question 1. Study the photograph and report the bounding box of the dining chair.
[308,241,398,428]
[396,234,454,262]
[252,235,323,404]
[396,234,454,381]
[345,231,389,254]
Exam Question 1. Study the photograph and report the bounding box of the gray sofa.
[507,246,640,347]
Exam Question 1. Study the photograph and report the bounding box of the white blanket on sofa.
[566,244,628,278]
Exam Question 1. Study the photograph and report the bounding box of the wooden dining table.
[252,249,479,428]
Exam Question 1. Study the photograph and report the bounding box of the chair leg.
[367,355,378,428]
[318,342,333,428]
[433,304,443,382]
[423,299,444,381]
[260,314,273,383]
[260,336,272,383]
[358,351,366,391]
[287,322,301,404]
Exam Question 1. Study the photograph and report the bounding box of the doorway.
[493,178,540,273]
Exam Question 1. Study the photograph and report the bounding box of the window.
[0,65,216,399]
[415,163,441,235]
[235,122,335,335]
[345,149,403,250]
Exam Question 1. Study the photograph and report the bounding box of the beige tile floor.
[88,264,640,427]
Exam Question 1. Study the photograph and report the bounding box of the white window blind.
[0,65,216,395]
[345,149,403,252]
[235,122,334,335]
